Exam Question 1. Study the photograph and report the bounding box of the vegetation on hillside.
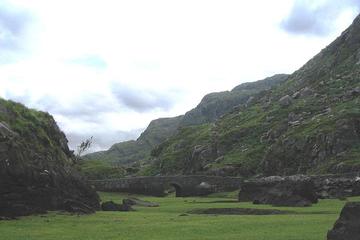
[149,15,360,177]
[84,75,288,177]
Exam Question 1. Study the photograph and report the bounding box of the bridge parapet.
[90,175,243,197]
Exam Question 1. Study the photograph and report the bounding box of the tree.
[74,136,93,163]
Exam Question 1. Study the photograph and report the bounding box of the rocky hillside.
[148,14,360,177]
[85,75,288,170]
[180,74,289,126]
[84,115,183,165]
[0,99,100,217]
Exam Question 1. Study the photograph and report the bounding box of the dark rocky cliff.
[0,99,99,217]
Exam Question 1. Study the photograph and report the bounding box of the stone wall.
[90,175,242,197]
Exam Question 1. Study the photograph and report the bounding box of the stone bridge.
[90,175,243,197]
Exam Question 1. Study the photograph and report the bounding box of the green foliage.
[153,124,212,174]
[76,160,126,180]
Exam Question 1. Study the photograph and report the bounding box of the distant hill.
[149,14,360,177]
[84,116,184,165]
[84,75,288,170]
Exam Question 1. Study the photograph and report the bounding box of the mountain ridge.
[84,74,288,172]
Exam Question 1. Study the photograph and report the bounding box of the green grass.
[1,192,358,240]
[76,160,126,180]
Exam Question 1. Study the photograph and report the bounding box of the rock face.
[327,202,360,240]
[239,175,318,207]
[0,99,100,218]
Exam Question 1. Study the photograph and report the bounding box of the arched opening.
[165,183,183,197]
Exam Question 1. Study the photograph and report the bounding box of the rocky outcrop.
[239,174,360,206]
[262,118,360,176]
[327,202,360,240]
[278,95,292,107]
[238,175,318,207]
[0,99,100,218]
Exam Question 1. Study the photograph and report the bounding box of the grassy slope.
[1,192,358,240]
[150,15,360,176]
[180,74,289,126]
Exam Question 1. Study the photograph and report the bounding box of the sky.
[0,0,359,152]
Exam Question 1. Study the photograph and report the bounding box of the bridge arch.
[168,182,183,197]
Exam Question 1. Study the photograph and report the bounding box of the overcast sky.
[0,0,359,152]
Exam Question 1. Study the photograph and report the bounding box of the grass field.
[0,192,358,240]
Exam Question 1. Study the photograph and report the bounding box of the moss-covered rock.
[0,99,100,217]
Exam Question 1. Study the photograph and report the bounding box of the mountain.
[0,98,99,217]
[84,116,184,165]
[180,74,289,126]
[84,74,288,172]
[148,14,360,177]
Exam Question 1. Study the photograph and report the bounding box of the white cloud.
[281,0,360,36]
[0,0,359,151]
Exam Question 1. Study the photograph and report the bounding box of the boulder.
[122,198,159,207]
[292,91,301,99]
[327,202,360,240]
[238,177,281,202]
[101,201,134,211]
[299,87,314,97]
[278,95,292,107]
[239,175,318,207]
